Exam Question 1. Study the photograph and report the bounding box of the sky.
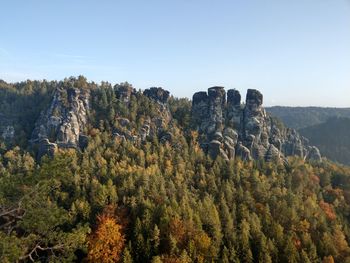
[0,0,350,107]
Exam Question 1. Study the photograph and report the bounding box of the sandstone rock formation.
[31,86,90,159]
[115,83,135,102]
[37,138,58,159]
[143,87,170,104]
[306,146,322,162]
[142,87,172,141]
[192,87,322,162]
[112,87,172,144]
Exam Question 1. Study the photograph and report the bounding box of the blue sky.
[1,0,350,106]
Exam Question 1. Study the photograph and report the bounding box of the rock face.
[38,139,58,159]
[31,86,90,158]
[192,87,322,162]
[142,87,172,140]
[306,146,322,162]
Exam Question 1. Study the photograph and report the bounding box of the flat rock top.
[208,86,226,99]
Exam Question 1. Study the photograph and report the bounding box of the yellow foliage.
[298,219,310,233]
[332,225,350,254]
[87,207,125,263]
[194,232,211,255]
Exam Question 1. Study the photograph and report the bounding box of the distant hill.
[299,117,350,165]
[266,106,350,130]
[266,107,350,166]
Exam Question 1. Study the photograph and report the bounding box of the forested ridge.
[266,106,350,130]
[1,78,350,262]
[299,117,350,166]
[266,107,350,166]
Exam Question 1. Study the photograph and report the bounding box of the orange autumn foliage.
[310,174,320,184]
[322,255,335,263]
[293,237,302,250]
[169,217,186,246]
[87,206,125,263]
[319,201,336,221]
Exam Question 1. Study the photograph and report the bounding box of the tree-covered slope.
[2,135,350,262]
[266,106,350,130]
[300,117,350,166]
[1,77,350,262]
[0,79,56,148]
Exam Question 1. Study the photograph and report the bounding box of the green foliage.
[1,77,350,262]
[168,97,192,130]
[3,137,350,262]
[0,150,90,262]
[267,106,350,130]
[0,80,55,148]
[300,117,350,165]
[268,106,350,166]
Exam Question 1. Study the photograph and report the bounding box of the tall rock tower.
[192,87,322,162]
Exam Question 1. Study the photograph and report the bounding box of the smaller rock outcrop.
[31,85,90,159]
[143,87,170,104]
[111,87,173,144]
[115,83,135,102]
[236,142,252,161]
[38,138,58,159]
[141,87,172,141]
[306,146,322,162]
[265,144,281,162]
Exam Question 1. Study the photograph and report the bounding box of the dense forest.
[266,106,350,130]
[267,107,350,166]
[1,78,350,262]
[300,117,350,166]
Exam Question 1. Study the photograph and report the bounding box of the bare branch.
[19,242,65,262]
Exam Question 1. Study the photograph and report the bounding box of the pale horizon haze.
[1,0,350,107]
